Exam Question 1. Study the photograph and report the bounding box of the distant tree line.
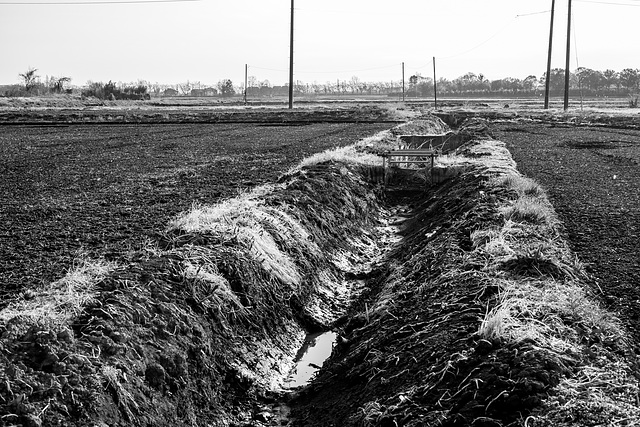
[3,66,639,100]
[81,81,150,100]
[243,67,640,98]
[416,67,640,97]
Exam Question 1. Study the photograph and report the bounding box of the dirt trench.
[285,143,565,427]
[1,116,636,427]
[0,119,442,426]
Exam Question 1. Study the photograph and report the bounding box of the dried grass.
[0,257,117,329]
[495,173,546,198]
[168,193,320,288]
[465,142,639,423]
[528,358,640,426]
[102,365,139,421]
[294,145,382,172]
[479,278,622,352]
[435,140,518,177]
[290,118,450,174]
[477,168,622,350]
[500,196,558,225]
[182,258,245,310]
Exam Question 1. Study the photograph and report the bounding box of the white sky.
[1,0,638,86]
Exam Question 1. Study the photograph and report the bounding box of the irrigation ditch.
[0,114,639,426]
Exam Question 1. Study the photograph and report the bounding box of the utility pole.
[544,0,556,109]
[433,57,437,109]
[244,64,248,105]
[288,0,294,109]
[402,62,405,102]
[563,0,572,110]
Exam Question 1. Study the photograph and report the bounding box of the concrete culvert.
[0,115,638,427]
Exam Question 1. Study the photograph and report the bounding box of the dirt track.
[0,122,391,302]
[494,121,640,343]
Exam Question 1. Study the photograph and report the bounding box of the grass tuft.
[500,196,557,225]
[495,173,546,198]
[0,257,117,329]
[479,278,623,352]
[293,145,382,172]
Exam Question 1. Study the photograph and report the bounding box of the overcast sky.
[1,0,638,86]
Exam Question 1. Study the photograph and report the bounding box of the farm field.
[0,120,393,303]
[1,103,639,426]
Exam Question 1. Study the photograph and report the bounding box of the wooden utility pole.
[402,62,405,102]
[244,64,248,105]
[563,0,572,110]
[433,57,437,109]
[544,0,556,109]
[288,0,294,109]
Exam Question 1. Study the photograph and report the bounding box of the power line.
[436,17,518,61]
[411,9,551,71]
[574,0,640,6]
[516,9,551,17]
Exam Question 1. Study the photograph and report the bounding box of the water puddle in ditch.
[283,331,337,389]
[279,205,410,391]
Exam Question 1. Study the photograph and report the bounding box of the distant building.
[190,88,218,97]
[163,88,179,97]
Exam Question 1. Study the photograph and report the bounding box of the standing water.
[283,331,337,388]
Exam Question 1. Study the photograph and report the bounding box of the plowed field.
[0,122,392,303]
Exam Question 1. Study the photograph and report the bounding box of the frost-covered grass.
[0,258,117,329]
[470,150,639,425]
[168,194,319,289]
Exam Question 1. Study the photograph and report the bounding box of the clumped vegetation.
[81,80,150,100]
[1,67,73,97]
[0,258,117,331]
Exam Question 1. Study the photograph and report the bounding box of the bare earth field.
[0,121,392,302]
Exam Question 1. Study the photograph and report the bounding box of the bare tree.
[217,79,235,97]
[52,76,71,93]
[19,67,39,91]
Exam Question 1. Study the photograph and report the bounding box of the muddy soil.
[493,121,640,344]
[0,121,391,303]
